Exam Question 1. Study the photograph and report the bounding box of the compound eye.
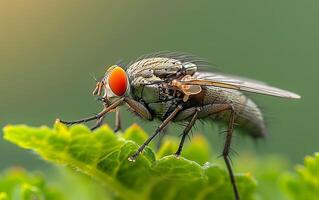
[108,66,128,96]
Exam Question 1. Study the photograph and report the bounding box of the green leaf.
[280,152,319,200]
[0,193,8,200]
[49,167,113,200]
[3,123,257,200]
[0,168,64,200]
[156,134,211,165]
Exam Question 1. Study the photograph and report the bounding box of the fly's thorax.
[130,83,161,104]
[127,56,199,104]
[130,82,182,119]
[148,100,176,119]
[127,57,182,80]
[127,57,197,81]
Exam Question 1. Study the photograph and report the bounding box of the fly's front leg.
[114,107,122,132]
[57,97,124,125]
[90,115,106,131]
[175,107,199,157]
[128,105,182,161]
[124,97,153,120]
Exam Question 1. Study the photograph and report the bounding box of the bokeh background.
[0,0,317,170]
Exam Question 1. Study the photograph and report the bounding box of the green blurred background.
[0,0,317,170]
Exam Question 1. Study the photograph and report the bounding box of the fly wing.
[180,72,301,99]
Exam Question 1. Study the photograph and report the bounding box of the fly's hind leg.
[222,108,240,200]
[197,103,240,200]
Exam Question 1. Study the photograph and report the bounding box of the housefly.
[57,52,300,200]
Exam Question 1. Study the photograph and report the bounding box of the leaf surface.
[3,123,257,200]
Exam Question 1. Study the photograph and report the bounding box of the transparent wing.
[179,72,301,99]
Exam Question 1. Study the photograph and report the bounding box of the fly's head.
[93,65,130,104]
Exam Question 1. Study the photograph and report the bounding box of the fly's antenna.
[89,73,98,82]
[91,73,105,96]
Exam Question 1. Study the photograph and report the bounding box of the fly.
[57,53,300,200]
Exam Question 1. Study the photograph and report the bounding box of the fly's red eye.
[108,66,128,96]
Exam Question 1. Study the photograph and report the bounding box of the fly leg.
[90,114,106,131]
[175,108,199,157]
[128,105,182,161]
[222,108,239,200]
[124,97,153,120]
[114,98,154,132]
[197,103,240,200]
[57,97,124,125]
[114,107,122,132]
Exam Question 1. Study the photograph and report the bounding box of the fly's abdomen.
[233,97,267,138]
[201,87,266,138]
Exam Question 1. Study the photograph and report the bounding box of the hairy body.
[128,56,266,138]
[59,53,300,200]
